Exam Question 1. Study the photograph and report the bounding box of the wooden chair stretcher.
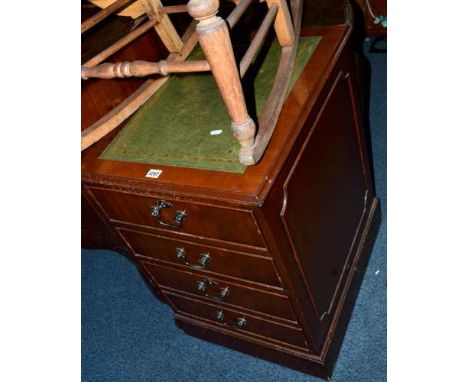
[81,0,303,165]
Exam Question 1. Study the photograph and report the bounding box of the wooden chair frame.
[81,0,303,165]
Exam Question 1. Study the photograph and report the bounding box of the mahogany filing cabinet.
[82,25,381,379]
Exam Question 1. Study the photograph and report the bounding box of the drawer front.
[141,262,297,322]
[167,292,309,350]
[89,187,264,248]
[120,229,281,287]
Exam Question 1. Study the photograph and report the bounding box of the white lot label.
[145,169,163,178]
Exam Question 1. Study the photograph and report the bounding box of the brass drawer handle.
[196,279,230,301]
[150,200,187,229]
[215,310,247,330]
[176,248,211,270]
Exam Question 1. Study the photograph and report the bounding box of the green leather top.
[100,36,320,173]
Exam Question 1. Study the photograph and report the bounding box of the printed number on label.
[145,169,163,178]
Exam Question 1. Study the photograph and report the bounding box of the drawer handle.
[235,317,247,329]
[150,200,187,229]
[196,279,230,301]
[215,310,247,330]
[176,248,211,270]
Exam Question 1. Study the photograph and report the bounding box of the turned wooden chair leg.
[187,0,256,149]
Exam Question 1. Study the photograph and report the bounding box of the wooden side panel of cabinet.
[281,71,367,322]
[258,42,378,360]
